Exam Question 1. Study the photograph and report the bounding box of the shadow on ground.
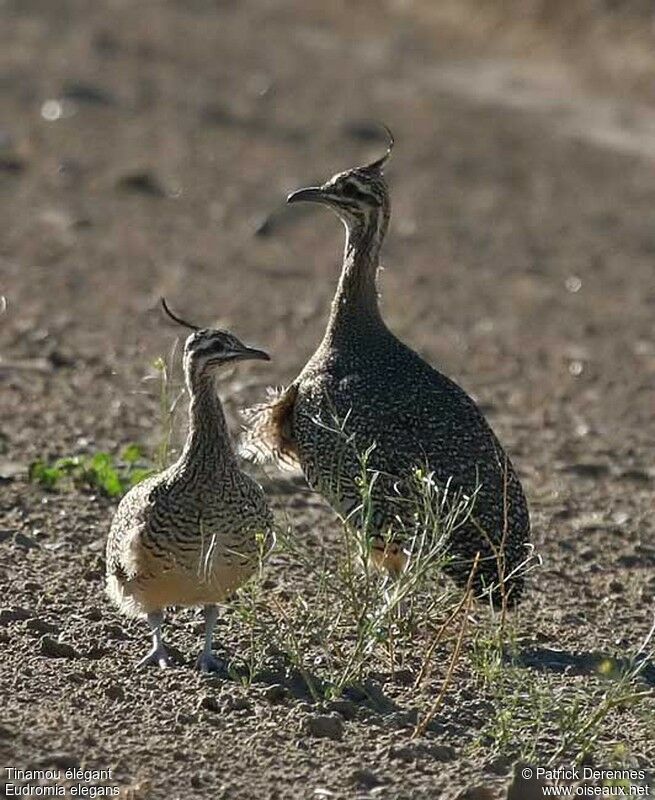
[512,647,655,686]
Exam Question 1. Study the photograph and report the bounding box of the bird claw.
[195,652,228,675]
[136,645,173,669]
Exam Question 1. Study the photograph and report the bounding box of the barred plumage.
[241,132,530,605]
[107,303,273,670]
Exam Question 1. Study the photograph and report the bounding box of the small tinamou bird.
[106,299,273,670]
[242,129,530,605]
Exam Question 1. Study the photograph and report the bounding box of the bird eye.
[341,182,356,198]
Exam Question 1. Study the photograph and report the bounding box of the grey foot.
[137,644,172,669]
[394,597,410,620]
[195,652,227,674]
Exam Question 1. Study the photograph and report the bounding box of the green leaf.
[85,452,124,497]
[28,460,61,488]
[53,456,82,474]
[89,452,111,470]
[121,443,143,464]
[29,446,155,498]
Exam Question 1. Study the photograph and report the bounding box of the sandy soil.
[1,1,653,798]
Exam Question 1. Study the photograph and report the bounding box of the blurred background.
[1,0,654,456]
[1,2,654,796]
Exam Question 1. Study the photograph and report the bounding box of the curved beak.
[286,186,326,205]
[242,346,270,362]
[231,346,270,363]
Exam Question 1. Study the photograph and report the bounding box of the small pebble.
[385,709,418,729]
[262,684,288,704]
[26,618,59,635]
[327,699,357,720]
[0,607,33,625]
[199,695,220,713]
[350,768,383,789]
[0,155,26,174]
[105,684,124,701]
[40,636,81,659]
[61,82,117,106]
[389,741,455,762]
[103,623,130,640]
[485,755,511,776]
[390,668,414,686]
[222,695,251,713]
[116,171,166,197]
[300,713,343,741]
[14,532,39,550]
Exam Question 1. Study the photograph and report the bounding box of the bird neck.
[179,370,235,473]
[324,215,386,341]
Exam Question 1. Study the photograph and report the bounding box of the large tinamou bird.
[241,130,530,606]
[106,300,274,670]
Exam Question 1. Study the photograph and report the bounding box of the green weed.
[226,437,476,700]
[150,345,185,470]
[29,444,155,498]
[29,345,184,499]
[470,617,655,766]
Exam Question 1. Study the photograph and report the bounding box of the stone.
[300,713,344,741]
[262,684,288,704]
[40,636,81,659]
[103,623,130,640]
[0,607,32,625]
[14,532,39,549]
[350,768,383,789]
[485,755,512,776]
[104,684,124,701]
[25,618,59,635]
[199,695,220,713]
[105,683,125,700]
[221,694,251,713]
[389,741,456,763]
[327,699,358,720]
[61,82,117,106]
[385,709,418,729]
[116,170,166,197]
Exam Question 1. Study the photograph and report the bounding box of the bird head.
[287,125,393,237]
[161,298,270,377]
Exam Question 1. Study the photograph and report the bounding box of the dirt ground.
[1,1,654,798]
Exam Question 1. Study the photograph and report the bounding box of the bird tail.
[239,384,300,471]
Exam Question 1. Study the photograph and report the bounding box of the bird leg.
[195,604,226,673]
[137,610,172,669]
